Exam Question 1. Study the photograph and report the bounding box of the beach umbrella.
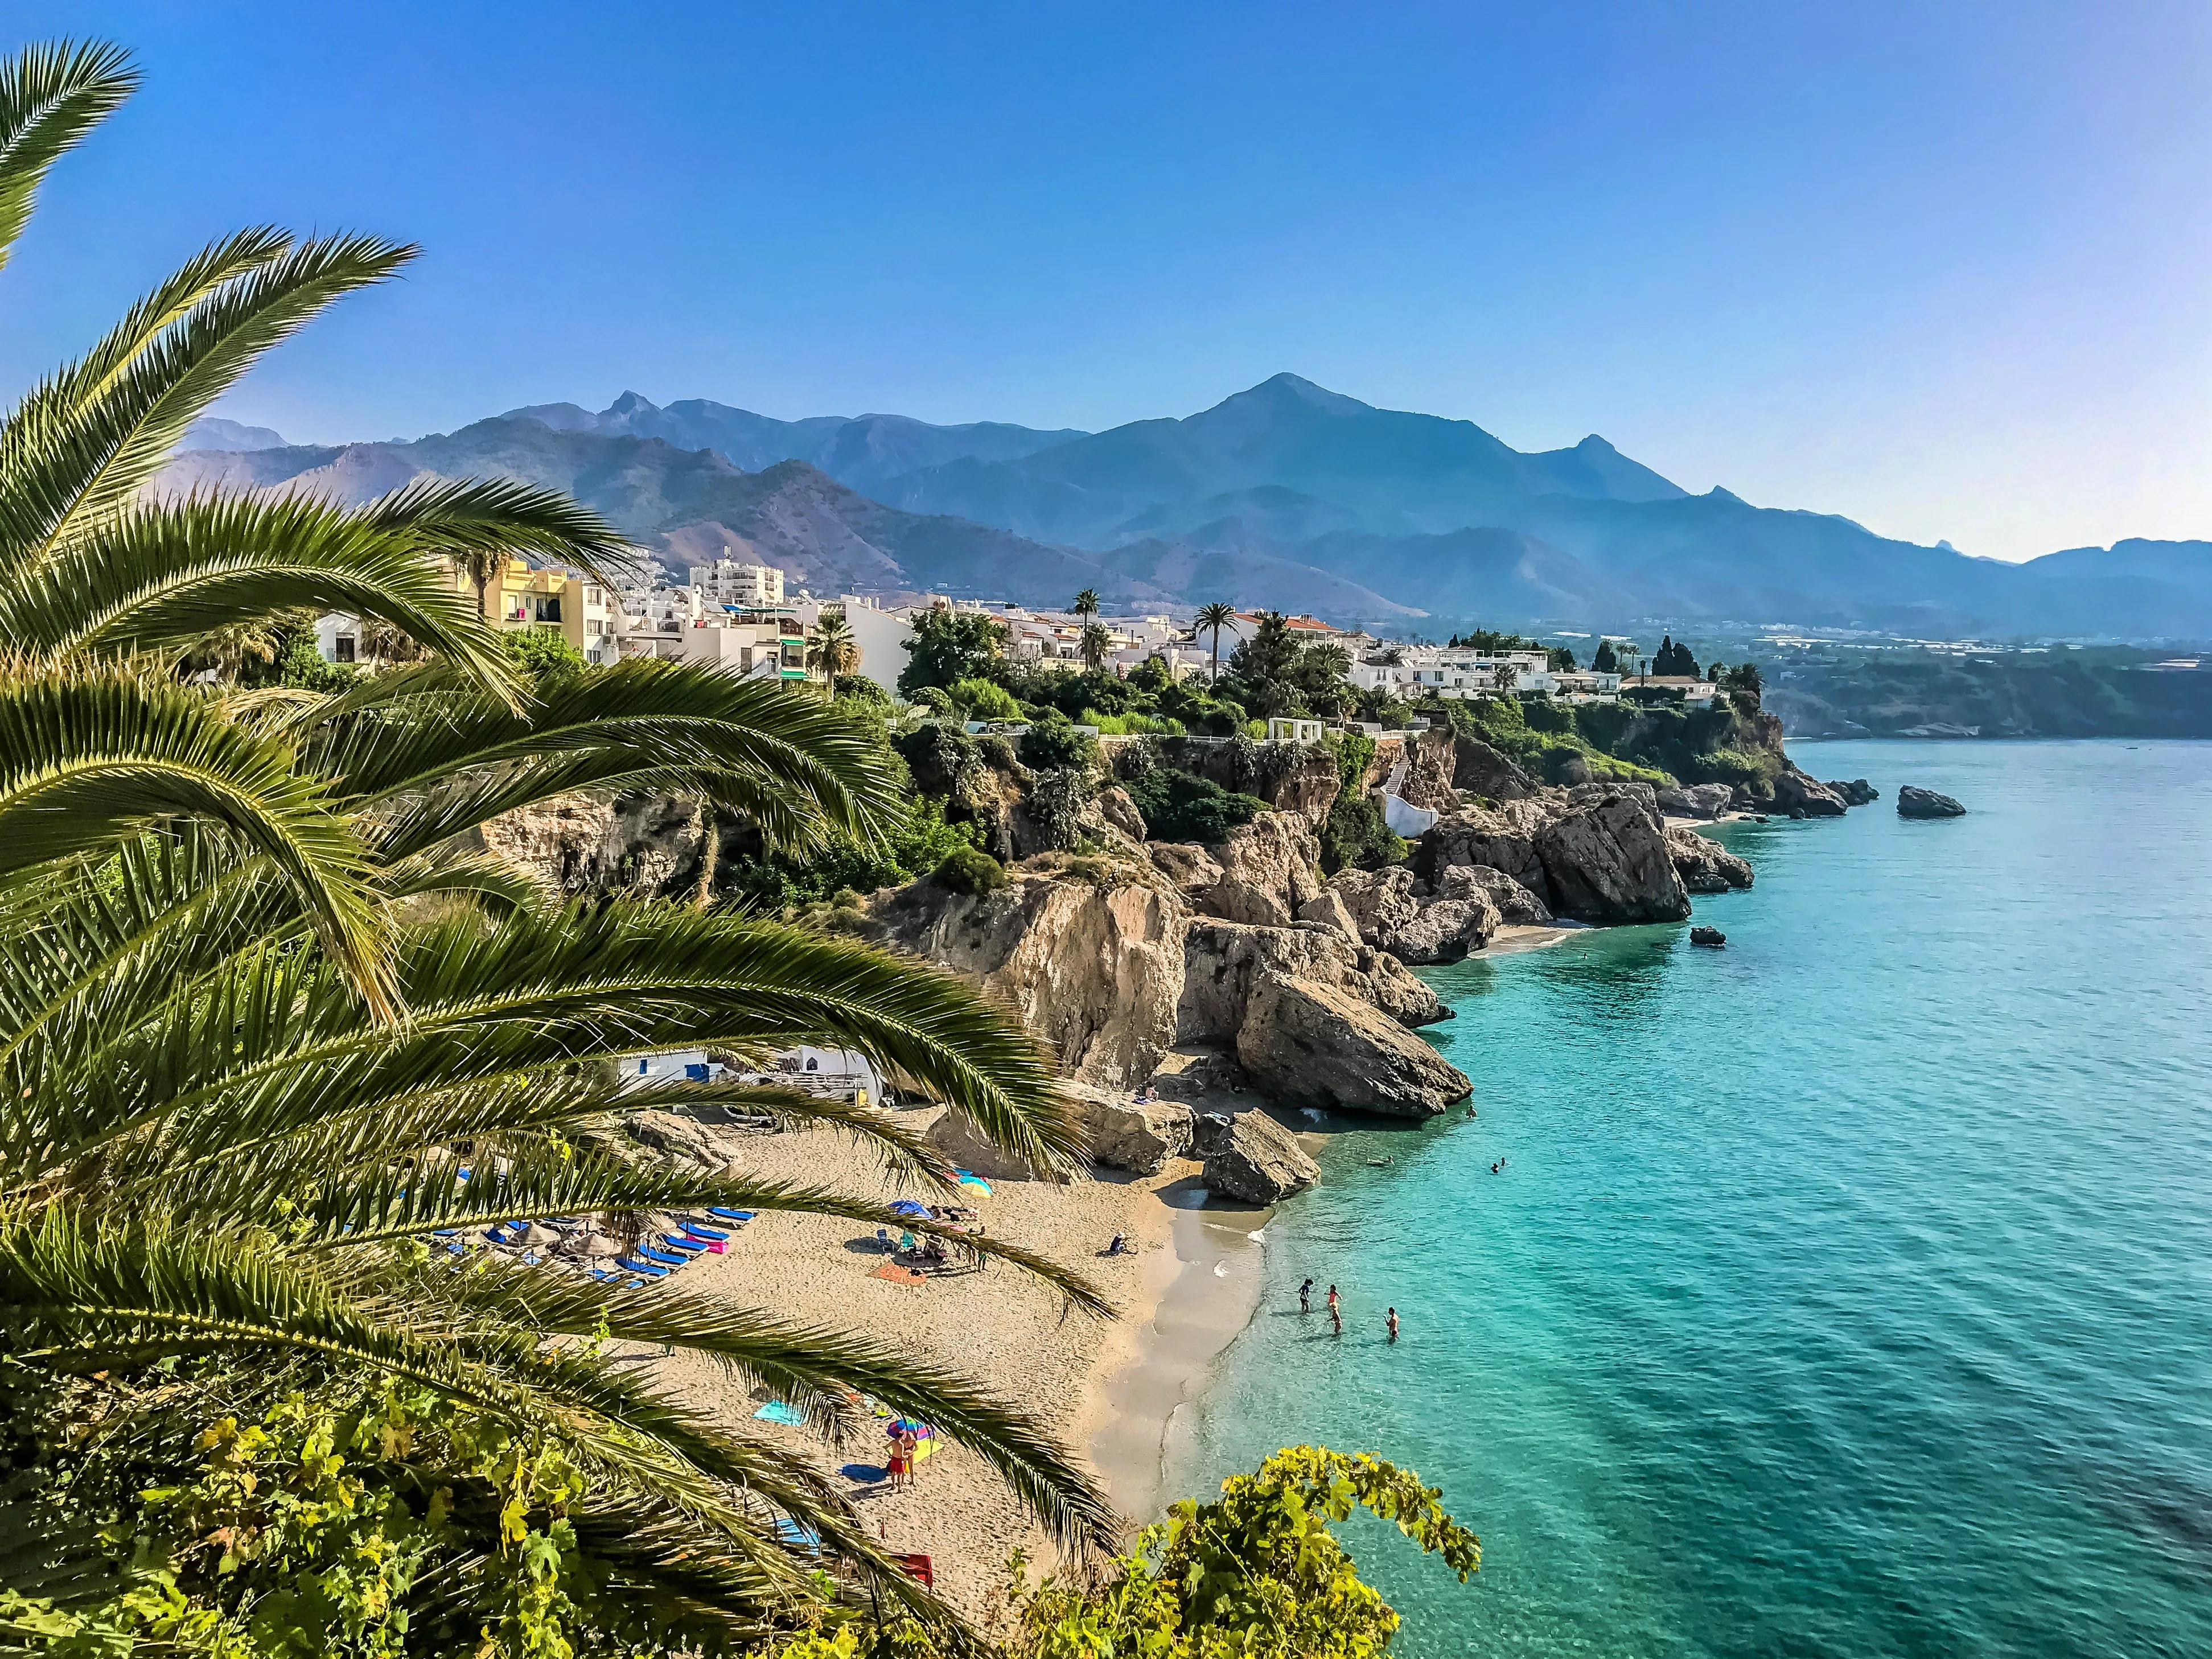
[513,1221,561,1248]
[567,1230,623,1258]
[888,1199,931,1219]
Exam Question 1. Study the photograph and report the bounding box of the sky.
[7,1,2209,560]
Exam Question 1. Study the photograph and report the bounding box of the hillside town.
[311,552,1724,710]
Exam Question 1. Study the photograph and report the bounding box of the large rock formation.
[481,793,707,896]
[1829,778,1880,806]
[1897,785,1966,818]
[1066,1083,1195,1175]
[1192,1110,1319,1203]
[1437,862,1552,925]
[1667,826,1755,894]
[865,868,1187,1085]
[1178,920,1446,1042]
[1326,865,1500,963]
[1532,792,1692,924]
[1235,973,1473,1118]
[1201,813,1327,927]
[1416,798,1556,904]
[1451,736,1539,802]
[1658,782,1735,819]
[1770,770,1849,817]
[926,1106,1061,1182]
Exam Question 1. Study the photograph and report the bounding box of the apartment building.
[315,553,620,668]
[688,556,785,609]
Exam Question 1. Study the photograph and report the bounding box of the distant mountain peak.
[1576,435,1618,454]
[1230,372,1372,415]
[607,390,660,417]
[182,415,289,452]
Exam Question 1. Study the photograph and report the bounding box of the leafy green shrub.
[897,607,1007,694]
[1017,711,1098,772]
[1319,792,1408,874]
[911,684,956,715]
[278,632,357,694]
[934,843,1007,895]
[830,672,890,707]
[894,719,982,797]
[497,625,586,678]
[722,797,977,909]
[1084,709,1186,736]
[951,676,1022,719]
[1123,767,1265,844]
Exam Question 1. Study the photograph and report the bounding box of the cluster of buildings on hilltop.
[313,555,1722,710]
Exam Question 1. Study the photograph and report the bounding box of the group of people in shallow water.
[1298,1277,1397,1343]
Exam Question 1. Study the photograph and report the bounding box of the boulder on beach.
[926,1106,1065,1182]
[1326,864,1498,963]
[1437,861,1552,925]
[1658,782,1736,820]
[1193,1109,1319,1203]
[1897,785,1966,818]
[1533,792,1693,924]
[1235,972,1473,1118]
[1066,1083,1194,1175]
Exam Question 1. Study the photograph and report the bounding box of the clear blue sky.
[8,1,2207,558]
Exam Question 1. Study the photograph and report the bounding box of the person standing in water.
[1327,1284,1342,1335]
[1298,1277,1313,1315]
[1387,1307,1400,1343]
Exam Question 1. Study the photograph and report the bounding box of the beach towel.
[753,1400,808,1427]
[870,1263,927,1286]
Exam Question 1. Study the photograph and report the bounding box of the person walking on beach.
[1387,1307,1400,1344]
[1299,1277,1313,1315]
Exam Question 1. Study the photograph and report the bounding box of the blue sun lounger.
[655,1233,708,1255]
[636,1244,687,1267]
[680,1221,729,1241]
[614,1256,669,1278]
[705,1207,755,1222]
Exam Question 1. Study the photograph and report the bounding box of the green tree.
[1078,620,1112,672]
[1193,601,1239,682]
[498,623,586,678]
[1593,638,1619,674]
[1070,587,1100,620]
[0,40,1113,1652]
[898,608,1008,695]
[807,610,858,678]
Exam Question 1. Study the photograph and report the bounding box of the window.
[334,636,356,662]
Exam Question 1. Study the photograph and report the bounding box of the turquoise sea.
[1166,740,2212,1657]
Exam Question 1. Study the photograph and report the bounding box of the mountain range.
[167,376,2212,640]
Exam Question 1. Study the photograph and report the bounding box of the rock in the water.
[1066,1083,1194,1175]
[1897,785,1966,818]
[1689,925,1726,948]
[1829,778,1879,806]
[1666,825,1754,894]
[1192,1109,1319,1203]
[1770,770,1848,817]
[1235,973,1473,1117]
[1532,792,1693,924]
[1296,889,1363,940]
[1657,782,1736,819]
[1202,813,1327,928]
[1436,863,1552,925]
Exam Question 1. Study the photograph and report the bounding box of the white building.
[791,594,914,696]
[689,556,785,608]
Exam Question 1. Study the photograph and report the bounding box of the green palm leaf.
[0,39,136,272]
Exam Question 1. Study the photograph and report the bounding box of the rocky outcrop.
[1658,782,1735,820]
[1897,785,1966,818]
[623,1109,753,1170]
[1829,778,1878,806]
[1451,736,1539,802]
[1235,973,1473,1118]
[1437,863,1552,925]
[1689,925,1726,947]
[1193,1110,1318,1204]
[1145,841,1224,903]
[1200,813,1326,928]
[1533,793,1692,924]
[1667,826,1754,894]
[1178,920,1446,1042]
[482,793,706,896]
[926,1107,1062,1182]
[1066,1083,1194,1175]
[1094,786,1149,841]
[1296,889,1362,940]
[865,870,1187,1085]
[1416,799,1556,905]
[1770,770,1848,818]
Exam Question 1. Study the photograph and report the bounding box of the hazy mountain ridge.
[166,377,2212,638]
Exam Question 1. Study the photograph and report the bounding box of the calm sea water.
[1166,740,2212,1657]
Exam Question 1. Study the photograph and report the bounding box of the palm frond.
[0,665,389,1015]
[0,39,137,272]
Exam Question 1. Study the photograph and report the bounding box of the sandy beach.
[634,1108,1265,1614]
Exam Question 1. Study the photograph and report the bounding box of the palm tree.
[1071,587,1100,621]
[453,543,513,622]
[0,41,1111,1648]
[1078,620,1113,673]
[807,609,858,679]
[1194,601,1239,682]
